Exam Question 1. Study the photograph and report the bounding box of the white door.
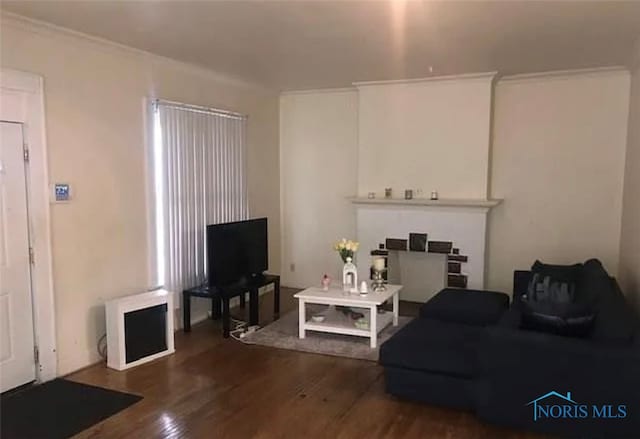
[0,121,36,393]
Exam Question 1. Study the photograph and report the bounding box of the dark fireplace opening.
[124,303,168,364]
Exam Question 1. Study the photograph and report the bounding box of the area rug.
[245,307,411,361]
[1,378,142,439]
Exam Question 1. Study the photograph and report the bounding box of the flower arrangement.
[334,238,359,263]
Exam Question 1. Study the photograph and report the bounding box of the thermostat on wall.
[51,183,71,203]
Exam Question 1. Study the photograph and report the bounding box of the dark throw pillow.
[528,260,582,303]
[521,261,596,337]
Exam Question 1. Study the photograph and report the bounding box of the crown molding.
[353,71,497,88]
[0,11,275,95]
[280,86,357,96]
[498,66,629,85]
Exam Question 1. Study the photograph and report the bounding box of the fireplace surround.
[351,197,501,302]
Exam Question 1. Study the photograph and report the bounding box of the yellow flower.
[334,238,359,253]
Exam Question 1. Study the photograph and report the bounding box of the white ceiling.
[2,1,640,91]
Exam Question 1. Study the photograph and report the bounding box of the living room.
[0,1,639,438]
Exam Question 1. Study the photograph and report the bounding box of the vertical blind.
[153,100,248,295]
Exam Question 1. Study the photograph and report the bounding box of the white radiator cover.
[105,289,175,371]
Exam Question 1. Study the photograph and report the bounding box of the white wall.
[357,75,494,199]
[281,70,632,294]
[619,44,640,310]
[0,15,280,375]
[280,90,358,288]
[487,70,630,294]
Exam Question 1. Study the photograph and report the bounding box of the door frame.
[1,68,57,382]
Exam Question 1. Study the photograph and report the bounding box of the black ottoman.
[379,287,510,410]
[379,318,482,409]
[419,288,510,326]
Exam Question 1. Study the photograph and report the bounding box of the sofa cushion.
[419,288,509,326]
[379,318,483,378]
[514,259,636,343]
[528,260,583,303]
[521,260,597,338]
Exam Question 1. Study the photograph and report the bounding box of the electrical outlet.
[290,263,295,272]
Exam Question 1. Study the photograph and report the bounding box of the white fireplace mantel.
[348,197,502,211]
[352,196,502,298]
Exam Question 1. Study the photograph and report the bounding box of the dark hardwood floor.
[68,288,548,439]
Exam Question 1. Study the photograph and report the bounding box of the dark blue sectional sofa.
[379,259,640,438]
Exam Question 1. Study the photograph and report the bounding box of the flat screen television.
[207,218,268,286]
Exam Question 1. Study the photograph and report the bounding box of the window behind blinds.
[152,100,248,295]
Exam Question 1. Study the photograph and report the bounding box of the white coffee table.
[294,284,402,348]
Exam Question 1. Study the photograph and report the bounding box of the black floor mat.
[1,378,142,438]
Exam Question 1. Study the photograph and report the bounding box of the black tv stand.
[182,273,280,338]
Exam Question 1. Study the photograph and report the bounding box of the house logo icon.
[527,391,578,421]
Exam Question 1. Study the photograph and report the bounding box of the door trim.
[1,69,57,382]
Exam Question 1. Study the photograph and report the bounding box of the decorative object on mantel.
[321,274,331,291]
[372,256,387,292]
[430,190,439,200]
[359,281,369,295]
[343,257,358,293]
[384,188,392,198]
[404,189,413,200]
[409,233,428,252]
[367,192,376,199]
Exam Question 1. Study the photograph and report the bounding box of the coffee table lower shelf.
[295,285,402,348]
[303,307,394,338]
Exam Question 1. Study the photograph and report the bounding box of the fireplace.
[351,197,501,302]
